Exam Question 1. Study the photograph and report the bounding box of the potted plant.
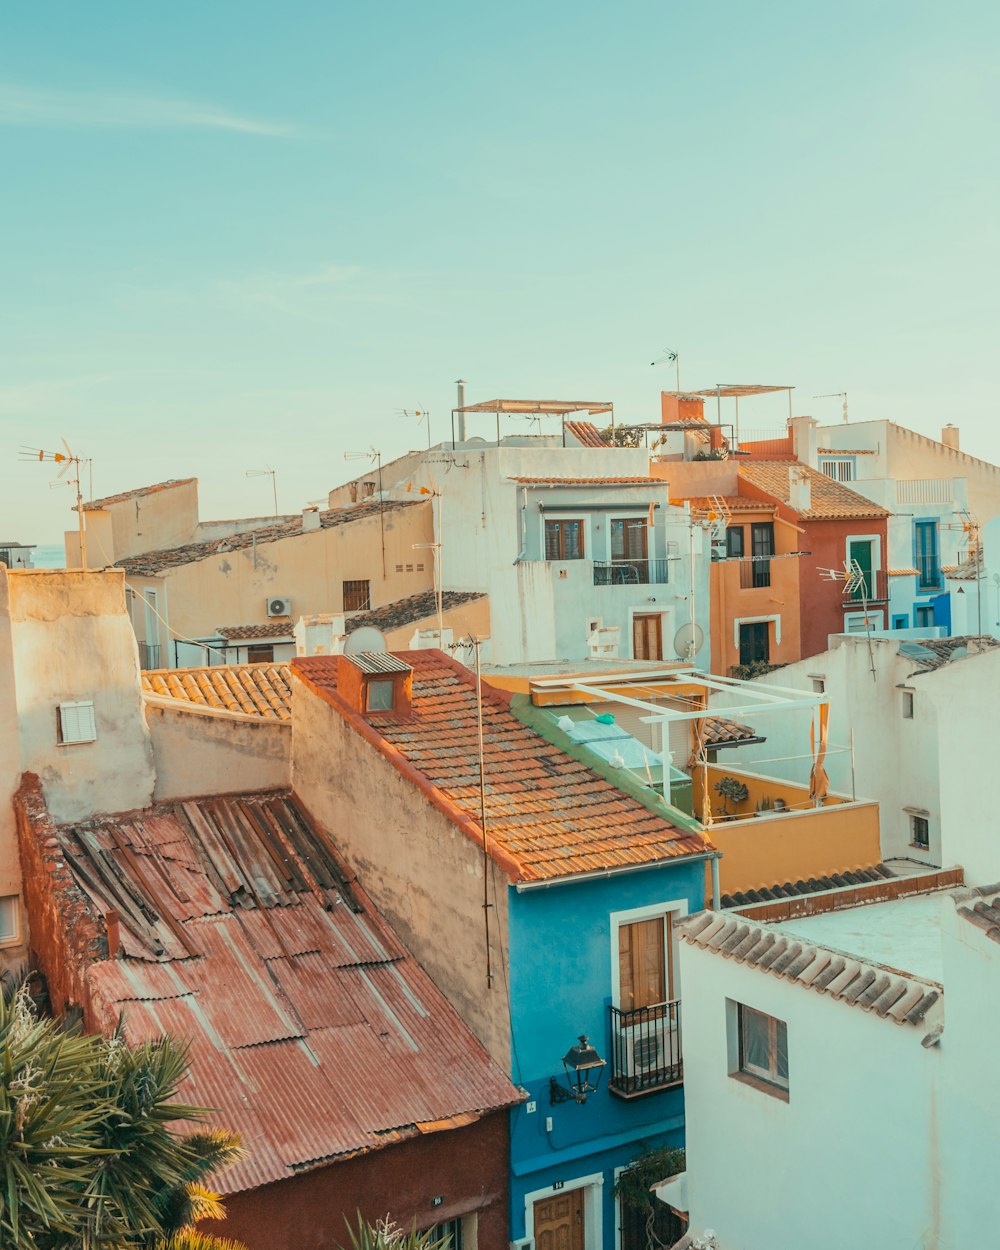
[714,775,749,816]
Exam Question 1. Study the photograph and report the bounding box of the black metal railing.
[608,1000,682,1098]
[594,558,669,587]
[738,556,771,589]
[137,643,161,670]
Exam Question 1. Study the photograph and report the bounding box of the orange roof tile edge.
[290,657,528,884]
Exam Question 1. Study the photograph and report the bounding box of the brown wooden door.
[632,613,663,661]
[534,1189,585,1250]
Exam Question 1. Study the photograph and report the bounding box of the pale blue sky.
[2,1,997,542]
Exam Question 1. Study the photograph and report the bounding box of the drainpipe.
[710,854,721,910]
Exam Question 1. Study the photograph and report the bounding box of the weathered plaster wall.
[0,575,24,970]
[4,570,155,823]
[290,674,511,1068]
[104,479,200,561]
[144,702,290,800]
[215,1112,511,1250]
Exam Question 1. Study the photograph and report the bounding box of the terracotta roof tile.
[721,864,894,908]
[117,499,424,575]
[510,476,663,485]
[292,650,709,883]
[85,478,197,510]
[564,420,606,448]
[888,568,919,576]
[216,621,294,641]
[738,462,891,520]
[52,791,520,1193]
[683,495,775,514]
[345,590,486,636]
[901,635,1000,674]
[678,909,941,1026]
[703,715,761,747]
[142,664,292,719]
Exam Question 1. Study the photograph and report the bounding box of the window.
[737,1004,788,1093]
[739,621,770,666]
[892,614,909,630]
[914,520,941,589]
[725,526,744,559]
[914,604,934,629]
[618,916,671,1011]
[901,690,914,719]
[57,701,97,745]
[544,519,585,560]
[910,814,930,849]
[820,458,855,482]
[0,896,19,944]
[810,677,825,694]
[366,679,395,712]
[246,644,274,663]
[426,1219,464,1250]
[343,579,371,612]
[750,523,774,588]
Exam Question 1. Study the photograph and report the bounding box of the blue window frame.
[892,614,909,630]
[914,521,940,590]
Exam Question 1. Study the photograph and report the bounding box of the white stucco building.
[673,873,1000,1250]
[727,633,1000,881]
[327,410,712,669]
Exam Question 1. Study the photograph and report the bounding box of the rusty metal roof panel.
[53,788,521,1195]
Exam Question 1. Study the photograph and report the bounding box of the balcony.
[608,1000,683,1098]
[737,556,772,589]
[842,569,888,605]
[594,558,670,586]
[137,643,161,670]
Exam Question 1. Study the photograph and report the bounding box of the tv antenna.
[814,392,848,423]
[21,439,89,568]
[246,468,278,516]
[344,448,385,576]
[819,559,877,680]
[651,348,681,392]
[400,408,432,448]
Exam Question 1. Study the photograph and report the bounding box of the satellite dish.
[465,436,488,446]
[344,626,388,655]
[673,622,705,660]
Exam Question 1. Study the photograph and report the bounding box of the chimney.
[456,378,467,442]
[788,466,812,512]
[410,626,453,650]
[942,425,960,451]
[788,415,819,468]
[302,506,321,532]
[661,392,705,424]
[337,653,413,718]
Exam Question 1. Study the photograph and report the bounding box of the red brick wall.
[211,1110,511,1250]
[14,773,105,1020]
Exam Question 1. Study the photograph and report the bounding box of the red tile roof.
[85,478,197,510]
[564,420,607,448]
[683,495,776,514]
[292,650,709,883]
[738,462,891,520]
[55,790,520,1193]
[216,621,295,641]
[510,476,663,486]
[142,664,291,719]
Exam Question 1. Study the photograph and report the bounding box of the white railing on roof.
[895,479,954,505]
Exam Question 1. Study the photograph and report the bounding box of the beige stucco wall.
[103,479,200,561]
[4,569,155,824]
[291,675,511,1069]
[0,574,26,972]
[145,701,291,800]
[149,503,436,656]
[385,594,492,649]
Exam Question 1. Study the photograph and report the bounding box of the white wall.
[679,936,942,1250]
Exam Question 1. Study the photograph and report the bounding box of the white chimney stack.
[302,506,321,532]
[942,425,960,451]
[294,614,346,656]
[788,415,819,468]
[788,466,812,512]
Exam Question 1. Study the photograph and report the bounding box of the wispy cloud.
[0,83,288,136]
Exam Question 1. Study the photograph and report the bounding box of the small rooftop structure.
[451,398,615,448]
[85,478,197,511]
[900,635,1000,674]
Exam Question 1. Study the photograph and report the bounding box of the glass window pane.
[741,1008,771,1072]
[775,1020,789,1081]
[367,680,395,711]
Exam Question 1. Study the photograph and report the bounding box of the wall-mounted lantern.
[549,1035,606,1105]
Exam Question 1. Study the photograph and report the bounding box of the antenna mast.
[22,441,88,568]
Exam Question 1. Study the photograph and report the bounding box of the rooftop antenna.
[409,471,444,642]
[651,348,681,393]
[21,440,89,569]
[246,468,278,516]
[344,448,385,576]
[400,407,432,449]
[819,559,877,680]
[814,392,848,423]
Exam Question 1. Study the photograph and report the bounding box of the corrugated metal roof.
[58,790,520,1194]
[343,652,413,676]
[678,910,942,1027]
[293,650,709,882]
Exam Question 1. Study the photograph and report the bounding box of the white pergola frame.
[530,666,827,809]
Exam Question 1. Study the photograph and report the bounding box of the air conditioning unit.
[510,1240,534,1250]
[711,541,727,561]
[266,596,292,618]
[619,1015,678,1077]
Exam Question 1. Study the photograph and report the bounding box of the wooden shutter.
[619,917,668,1010]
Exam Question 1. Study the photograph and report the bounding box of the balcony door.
[611,518,649,583]
[847,538,875,600]
[738,621,770,666]
[533,1190,584,1250]
[619,915,672,1010]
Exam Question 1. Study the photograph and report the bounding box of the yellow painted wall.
[693,763,846,822]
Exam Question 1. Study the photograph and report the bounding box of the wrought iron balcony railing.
[608,1000,682,1098]
[594,558,670,587]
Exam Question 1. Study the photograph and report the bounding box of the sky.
[2,1,998,544]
